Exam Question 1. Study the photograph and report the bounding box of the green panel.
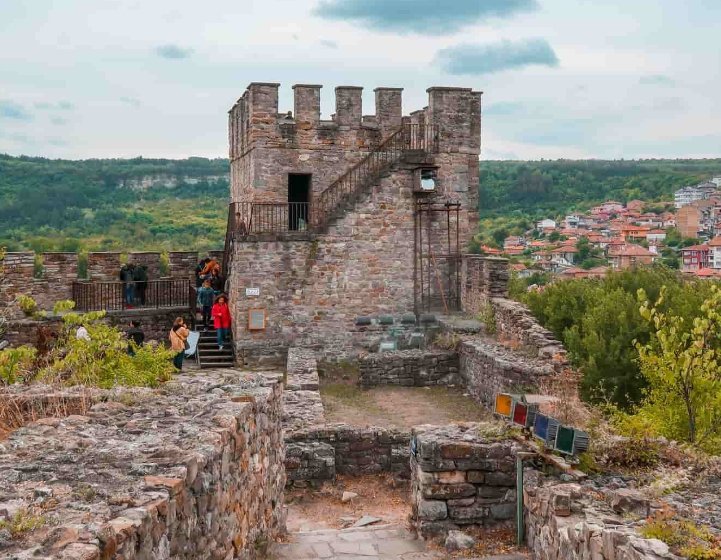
[555,426,575,454]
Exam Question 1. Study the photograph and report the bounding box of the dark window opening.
[288,173,311,231]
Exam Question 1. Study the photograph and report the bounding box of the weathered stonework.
[0,369,286,559]
[525,479,680,560]
[458,337,555,407]
[358,349,459,387]
[410,423,523,537]
[227,82,482,364]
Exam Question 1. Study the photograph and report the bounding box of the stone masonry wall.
[0,251,205,324]
[411,423,523,537]
[4,307,192,347]
[229,167,418,365]
[460,254,568,362]
[525,479,678,560]
[458,337,555,407]
[0,369,286,559]
[282,347,411,485]
[358,349,459,387]
[287,424,411,479]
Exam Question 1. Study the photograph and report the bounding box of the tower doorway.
[288,173,311,231]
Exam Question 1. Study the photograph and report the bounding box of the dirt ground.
[284,474,524,557]
[321,384,491,429]
[285,474,412,532]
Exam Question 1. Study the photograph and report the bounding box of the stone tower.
[226,82,482,364]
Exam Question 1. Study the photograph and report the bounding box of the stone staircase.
[312,123,437,232]
[195,326,235,369]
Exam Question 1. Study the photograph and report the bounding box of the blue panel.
[533,413,549,440]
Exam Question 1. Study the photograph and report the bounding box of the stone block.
[417,499,448,521]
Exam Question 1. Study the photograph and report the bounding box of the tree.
[548,230,561,242]
[635,286,721,452]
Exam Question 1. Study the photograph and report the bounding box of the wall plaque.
[245,287,260,297]
[248,308,266,331]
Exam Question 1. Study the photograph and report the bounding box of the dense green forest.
[1,155,720,252]
[0,154,229,252]
[480,158,721,218]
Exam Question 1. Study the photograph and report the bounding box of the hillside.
[480,158,721,218]
[0,154,230,252]
[1,155,720,252]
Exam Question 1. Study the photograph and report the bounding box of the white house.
[536,219,557,231]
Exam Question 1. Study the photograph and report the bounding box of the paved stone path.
[269,524,530,560]
[270,524,440,560]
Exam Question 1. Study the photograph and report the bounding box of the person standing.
[134,265,148,306]
[211,295,231,350]
[195,257,210,287]
[120,264,132,306]
[127,320,145,355]
[169,317,189,370]
[210,266,225,295]
[196,280,215,331]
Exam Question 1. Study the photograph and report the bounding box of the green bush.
[37,309,175,388]
[0,346,37,385]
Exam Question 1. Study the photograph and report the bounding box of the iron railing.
[72,279,190,311]
[226,202,310,236]
[224,123,438,238]
[313,123,438,230]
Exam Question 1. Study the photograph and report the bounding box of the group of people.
[119,263,149,307]
[195,257,225,293]
[169,293,231,370]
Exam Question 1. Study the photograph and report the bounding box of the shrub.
[39,311,175,388]
[641,507,721,559]
[478,303,497,335]
[0,346,37,385]
[0,508,46,538]
[17,295,38,317]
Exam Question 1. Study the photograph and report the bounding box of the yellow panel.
[495,393,513,417]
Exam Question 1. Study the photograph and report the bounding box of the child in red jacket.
[211,294,232,350]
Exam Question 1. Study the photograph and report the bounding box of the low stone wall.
[358,350,459,387]
[460,255,509,316]
[525,480,676,560]
[0,369,286,559]
[410,423,524,537]
[287,424,411,482]
[458,337,555,407]
[491,297,567,363]
[283,348,325,435]
[5,307,191,347]
[237,317,441,368]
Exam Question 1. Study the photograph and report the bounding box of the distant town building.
[681,244,710,272]
[564,215,581,228]
[674,182,718,208]
[676,205,702,239]
[607,244,656,269]
[536,218,556,231]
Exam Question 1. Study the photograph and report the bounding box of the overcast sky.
[1,0,719,160]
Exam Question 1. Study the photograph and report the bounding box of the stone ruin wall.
[228,83,482,366]
[0,251,215,316]
[282,348,411,487]
[0,370,285,559]
[229,168,418,366]
[357,349,459,388]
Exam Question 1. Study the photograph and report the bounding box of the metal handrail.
[72,279,190,311]
[313,123,438,230]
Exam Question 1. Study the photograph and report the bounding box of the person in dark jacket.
[120,264,135,306]
[133,265,148,306]
[210,266,225,295]
[127,320,145,355]
[195,257,210,287]
[196,280,215,330]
